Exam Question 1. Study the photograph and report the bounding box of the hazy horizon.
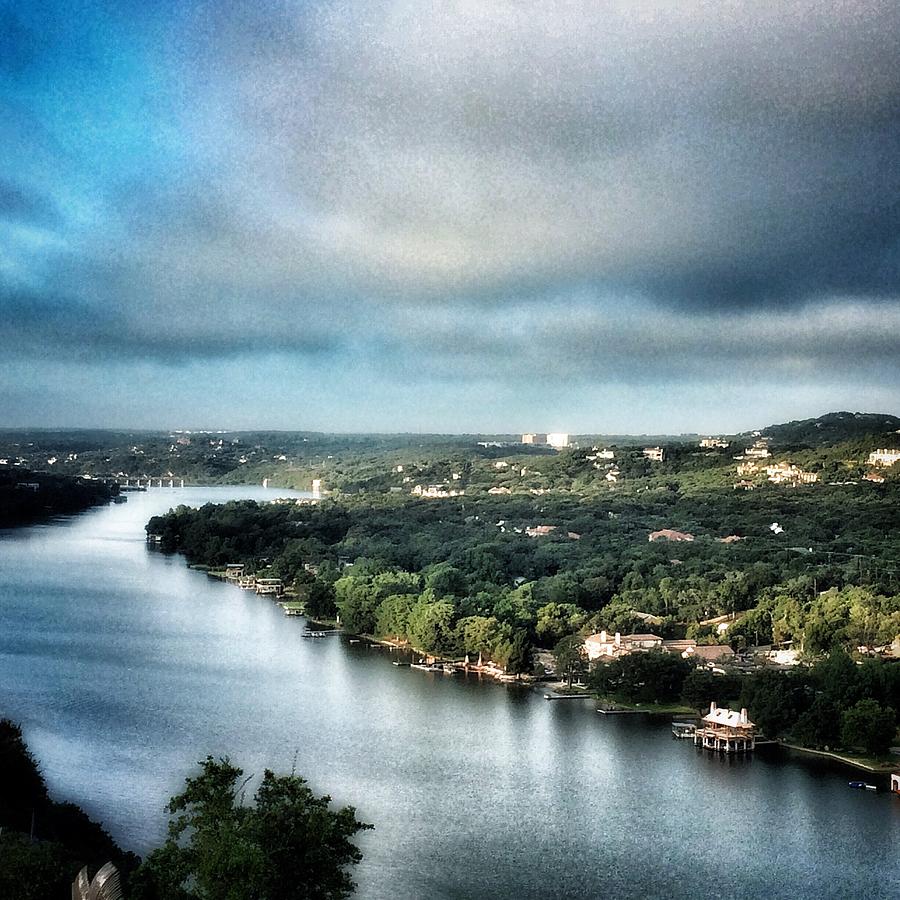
[3,3,899,431]
[2,407,898,439]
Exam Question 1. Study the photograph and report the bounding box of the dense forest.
[147,476,900,651]
[0,468,119,527]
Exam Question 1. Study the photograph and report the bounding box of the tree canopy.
[133,757,372,900]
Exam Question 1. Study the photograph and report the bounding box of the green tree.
[681,668,739,712]
[504,629,532,676]
[553,635,587,688]
[840,700,897,756]
[592,651,692,704]
[134,757,371,900]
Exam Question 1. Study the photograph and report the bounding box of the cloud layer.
[1,1,899,427]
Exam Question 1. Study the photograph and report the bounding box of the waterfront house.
[225,563,244,580]
[584,631,663,660]
[891,773,899,795]
[694,703,756,753]
[255,578,284,597]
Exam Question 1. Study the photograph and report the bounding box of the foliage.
[553,635,587,688]
[133,757,371,900]
[590,651,693,704]
[839,700,897,756]
[681,668,741,711]
[0,719,138,896]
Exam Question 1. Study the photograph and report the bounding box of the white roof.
[703,707,754,728]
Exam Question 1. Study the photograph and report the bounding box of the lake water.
[1,486,898,899]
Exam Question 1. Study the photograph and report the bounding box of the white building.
[547,433,570,449]
[868,449,900,466]
[522,433,547,445]
[584,631,663,660]
[643,446,665,462]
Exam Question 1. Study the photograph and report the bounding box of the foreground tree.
[133,757,372,900]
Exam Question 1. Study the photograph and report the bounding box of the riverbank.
[597,700,697,716]
[779,742,898,774]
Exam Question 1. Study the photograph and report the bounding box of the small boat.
[348,638,361,644]
[848,781,866,789]
[303,631,327,639]
[672,722,697,739]
[391,660,410,667]
[442,664,457,674]
[864,784,878,792]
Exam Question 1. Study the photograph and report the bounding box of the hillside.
[760,412,900,448]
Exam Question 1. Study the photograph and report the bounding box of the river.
[1,486,898,899]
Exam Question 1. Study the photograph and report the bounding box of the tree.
[134,757,371,900]
[840,700,897,757]
[553,635,587,688]
[406,597,458,655]
[681,668,739,712]
[504,629,532,676]
[591,651,692,705]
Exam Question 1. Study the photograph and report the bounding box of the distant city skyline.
[2,3,899,431]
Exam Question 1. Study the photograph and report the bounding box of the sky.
[2,1,899,434]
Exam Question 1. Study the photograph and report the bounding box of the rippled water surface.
[1,486,899,899]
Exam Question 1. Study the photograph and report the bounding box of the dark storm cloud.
[4,0,900,417]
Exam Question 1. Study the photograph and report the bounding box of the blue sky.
[2,1,899,433]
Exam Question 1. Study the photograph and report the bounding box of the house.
[745,442,771,459]
[522,433,547,445]
[224,564,244,580]
[765,462,818,485]
[525,524,557,537]
[700,438,730,449]
[733,480,756,491]
[863,471,886,484]
[868,449,900,467]
[643,446,665,462]
[411,484,464,498]
[716,535,744,544]
[684,645,735,664]
[693,703,756,753]
[736,462,759,477]
[255,578,283,597]
[584,631,663,660]
[648,529,694,542]
[661,639,697,654]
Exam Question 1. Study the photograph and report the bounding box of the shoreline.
[208,564,899,775]
[778,742,897,775]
